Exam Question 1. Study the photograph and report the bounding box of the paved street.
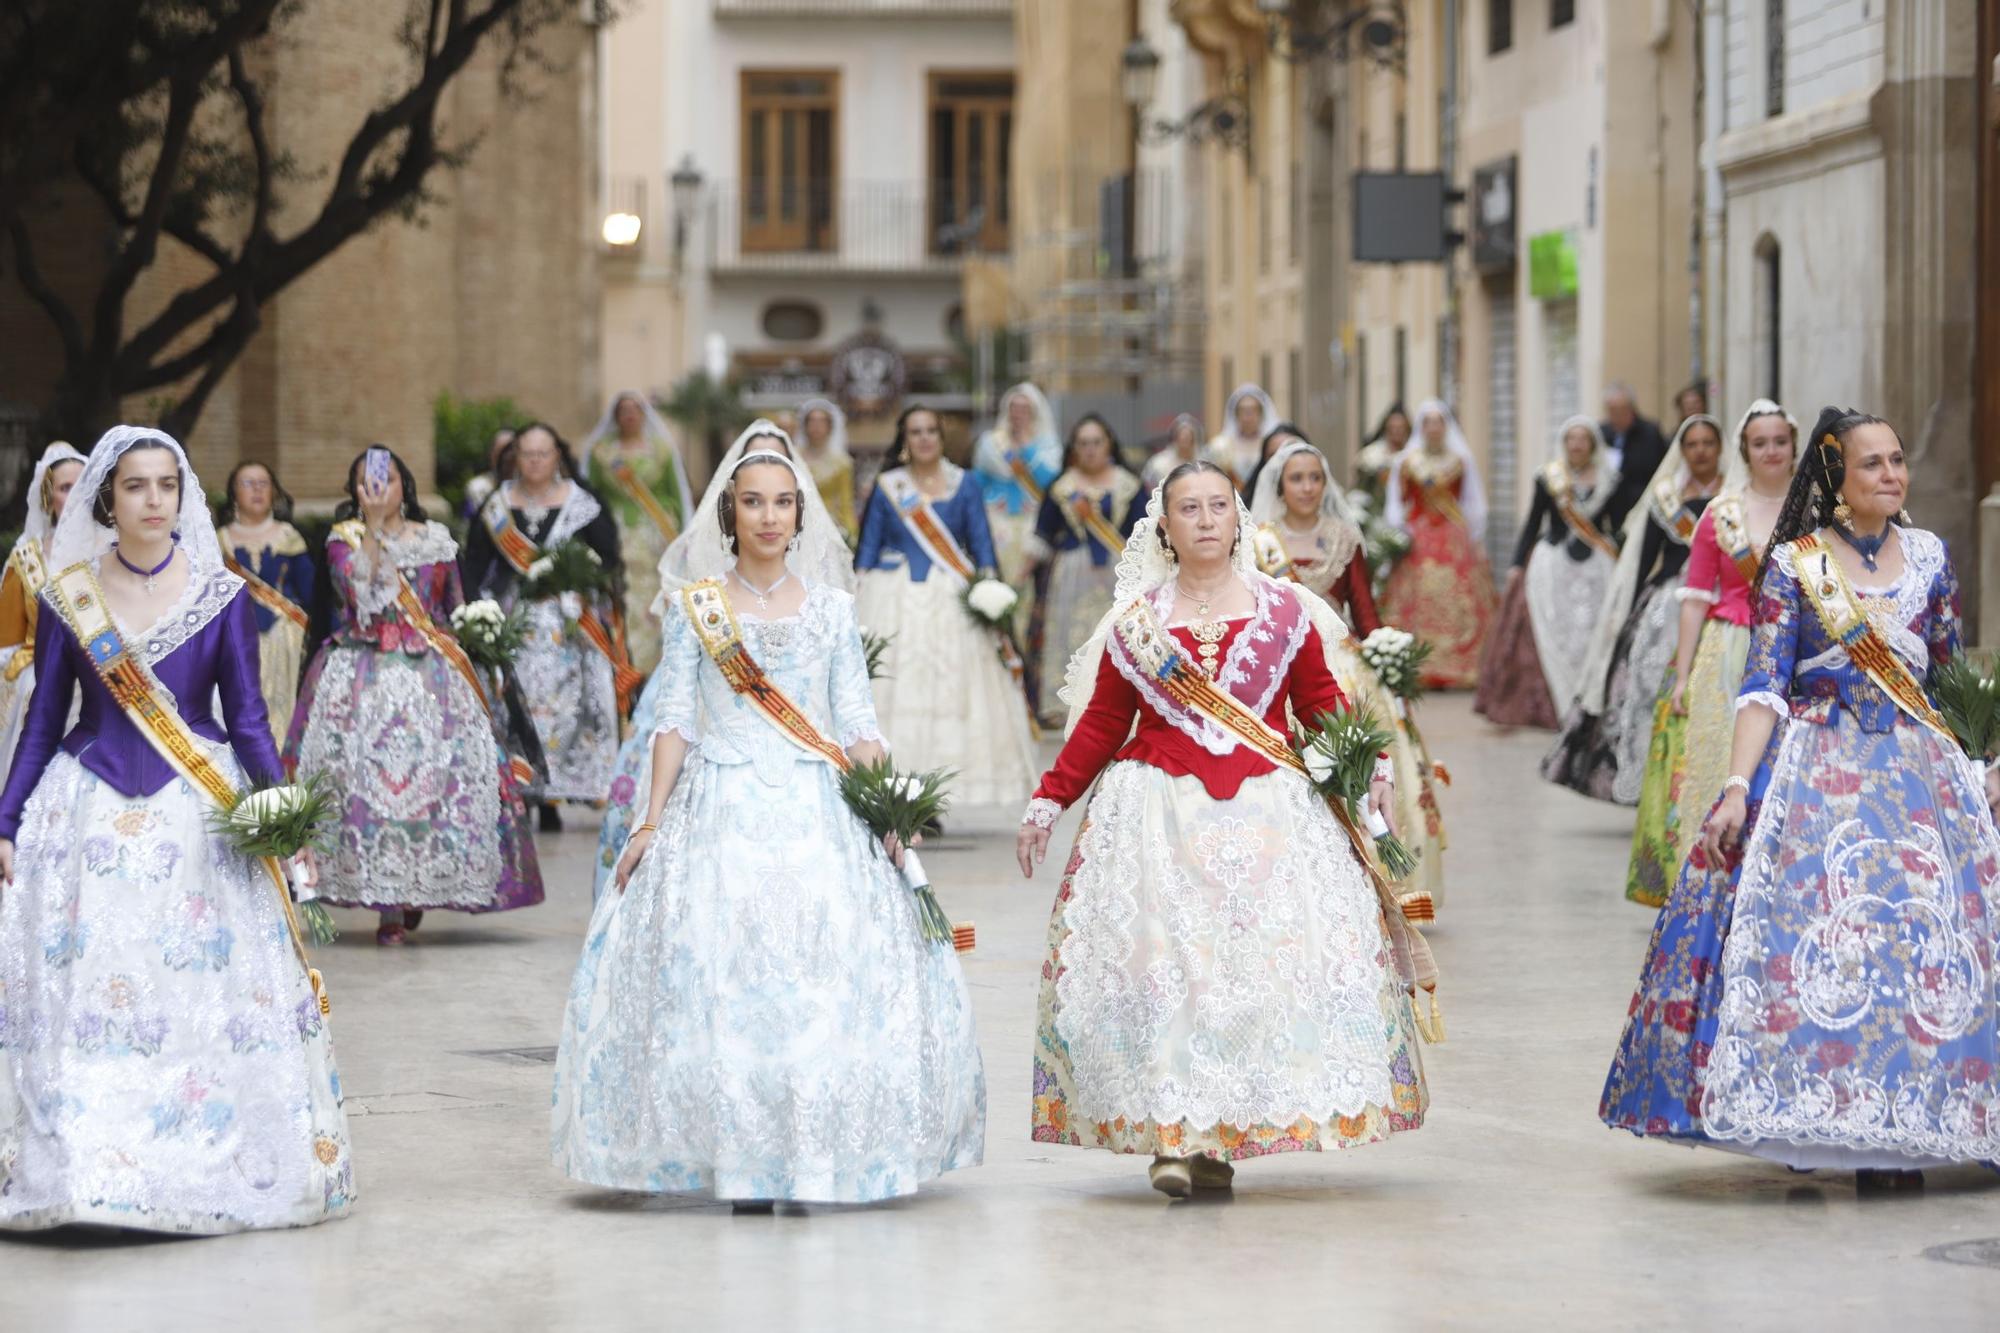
[5,697,1998,1332]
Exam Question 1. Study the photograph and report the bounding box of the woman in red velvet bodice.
[1014,461,1429,1200]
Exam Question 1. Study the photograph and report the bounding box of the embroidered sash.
[478,493,644,705]
[1005,449,1048,506]
[222,553,310,632]
[878,470,977,588]
[1542,461,1619,560]
[1251,524,1295,581]
[45,563,328,1014]
[1109,596,1441,1020]
[681,580,851,771]
[1788,534,1955,744]
[1649,476,1704,546]
[1060,486,1129,557]
[605,454,681,543]
[1709,496,1762,584]
[333,522,534,787]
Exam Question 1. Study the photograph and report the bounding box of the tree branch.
[227,47,275,245]
[6,215,86,360]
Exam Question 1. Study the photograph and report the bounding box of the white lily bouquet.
[210,771,342,944]
[1351,488,1412,588]
[1358,626,1434,706]
[962,578,1019,631]
[1294,704,1419,881]
[836,758,959,948]
[449,598,530,671]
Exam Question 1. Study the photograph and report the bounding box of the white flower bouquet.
[962,578,1019,630]
[449,598,530,670]
[1358,626,1434,703]
[1294,704,1419,881]
[520,542,609,602]
[209,772,341,944]
[836,757,957,947]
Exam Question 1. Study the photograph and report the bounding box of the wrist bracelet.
[634,822,658,835]
[1723,776,1750,795]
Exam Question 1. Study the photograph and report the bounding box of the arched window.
[1753,233,1781,400]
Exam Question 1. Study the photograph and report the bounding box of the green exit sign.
[1529,229,1578,300]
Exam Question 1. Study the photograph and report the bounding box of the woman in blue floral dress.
[1601,408,2000,1188]
[555,437,984,1208]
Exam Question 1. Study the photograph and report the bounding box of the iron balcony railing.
[705,179,1009,275]
[714,0,1011,16]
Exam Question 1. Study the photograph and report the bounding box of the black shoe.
[730,1200,774,1215]
[1856,1168,1924,1196]
[539,804,563,833]
[402,909,424,932]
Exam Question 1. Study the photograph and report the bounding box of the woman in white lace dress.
[0,427,350,1232]
[554,441,985,1210]
[1016,460,1434,1198]
[284,448,542,946]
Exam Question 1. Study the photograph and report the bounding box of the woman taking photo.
[218,460,318,749]
[464,422,628,823]
[0,441,86,773]
[1380,400,1495,689]
[855,405,1037,808]
[1623,401,1797,906]
[0,426,350,1233]
[1027,413,1145,728]
[555,436,984,1209]
[1601,408,2000,1186]
[1543,414,1723,803]
[1475,417,1619,730]
[285,447,543,946]
[1018,460,1433,1197]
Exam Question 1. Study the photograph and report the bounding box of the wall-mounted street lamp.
[1121,36,1252,156]
[1256,0,1409,71]
[669,154,704,270]
[601,212,642,247]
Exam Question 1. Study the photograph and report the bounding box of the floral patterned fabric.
[284,522,542,913]
[1379,458,1495,689]
[1031,763,1427,1160]
[553,584,986,1202]
[0,753,353,1233]
[1603,529,2000,1167]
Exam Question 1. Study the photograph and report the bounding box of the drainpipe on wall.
[1700,0,1726,402]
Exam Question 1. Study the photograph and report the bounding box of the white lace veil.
[1218,383,1279,446]
[19,440,87,551]
[1057,468,1261,735]
[1574,412,1722,714]
[581,389,693,513]
[46,426,226,582]
[1387,399,1488,542]
[1721,398,1799,494]
[1249,439,1364,532]
[796,397,850,463]
[653,419,855,612]
[990,382,1060,449]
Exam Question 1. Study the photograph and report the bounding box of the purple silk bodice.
[0,580,281,840]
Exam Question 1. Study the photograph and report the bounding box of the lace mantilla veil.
[653,419,855,615]
[1249,439,1366,537]
[580,389,695,521]
[1056,472,1352,738]
[47,426,228,585]
[16,441,88,557]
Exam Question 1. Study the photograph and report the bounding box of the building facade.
[599,0,1015,464]
[1454,0,1699,563]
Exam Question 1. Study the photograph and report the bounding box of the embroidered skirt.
[1032,762,1426,1160]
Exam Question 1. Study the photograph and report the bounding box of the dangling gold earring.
[1833,497,1854,529]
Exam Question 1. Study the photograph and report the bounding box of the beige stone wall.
[114,2,599,503]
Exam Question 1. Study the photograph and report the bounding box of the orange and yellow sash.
[46,563,327,1014]
[1063,489,1129,557]
[479,494,644,708]
[1006,450,1048,506]
[1543,461,1619,561]
[1789,534,1955,744]
[1709,495,1762,585]
[1109,596,1440,1035]
[681,578,973,952]
[606,455,682,543]
[1651,475,1704,546]
[2,543,48,682]
[221,553,310,632]
[332,522,534,788]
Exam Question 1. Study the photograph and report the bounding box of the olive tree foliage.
[0,0,608,443]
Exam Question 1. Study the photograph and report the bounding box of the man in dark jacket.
[1601,381,1667,530]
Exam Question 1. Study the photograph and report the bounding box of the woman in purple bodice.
[0,426,351,1235]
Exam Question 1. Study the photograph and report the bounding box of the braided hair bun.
[1757,405,1898,588]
